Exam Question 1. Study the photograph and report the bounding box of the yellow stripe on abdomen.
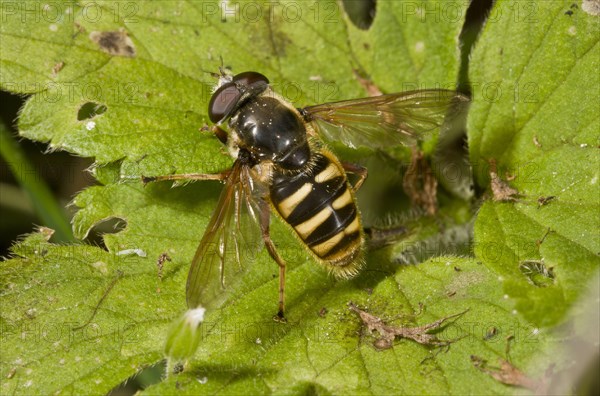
[295,206,332,238]
[277,182,312,218]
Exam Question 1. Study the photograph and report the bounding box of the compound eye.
[233,71,269,88]
[208,82,242,123]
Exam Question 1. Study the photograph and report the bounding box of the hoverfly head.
[208,71,270,124]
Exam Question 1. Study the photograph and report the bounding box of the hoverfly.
[144,70,468,320]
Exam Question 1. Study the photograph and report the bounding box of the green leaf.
[2,0,597,394]
[347,0,464,91]
[2,229,561,394]
[468,0,600,327]
[1,0,470,392]
[8,0,467,178]
[147,256,553,395]
[1,230,169,394]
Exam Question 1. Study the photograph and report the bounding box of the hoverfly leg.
[211,125,228,145]
[141,170,230,185]
[342,162,368,192]
[258,199,288,323]
[142,126,230,185]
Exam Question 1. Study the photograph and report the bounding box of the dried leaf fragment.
[471,355,550,394]
[403,148,438,215]
[348,302,467,349]
[489,159,520,202]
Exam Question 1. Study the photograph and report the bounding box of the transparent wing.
[186,160,266,309]
[303,89,469,149]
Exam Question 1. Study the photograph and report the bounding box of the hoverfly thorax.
[231,95,311,170]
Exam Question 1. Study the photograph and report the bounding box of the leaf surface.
[468,0,600,327]
[2,0,598,394]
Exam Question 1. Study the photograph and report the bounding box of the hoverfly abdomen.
[270,150,364,277]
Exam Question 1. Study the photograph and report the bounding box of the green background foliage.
[1,0,598,394]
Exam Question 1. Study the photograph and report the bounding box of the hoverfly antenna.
[201,59,233,92]
[200,56,232,80]
[200,68,220,79]
[216,56,234,78]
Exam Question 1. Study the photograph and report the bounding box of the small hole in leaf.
[77,102,107,121]
[85,218,127,250]
[519,260,555,287]
[108,360,165,394]
[342,0,376,30]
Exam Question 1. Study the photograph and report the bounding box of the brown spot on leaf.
[353,69,383,96]
[582,0,600,15]
[156,252,171,293]
[52,61,64,76]
[89,29,136,57]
